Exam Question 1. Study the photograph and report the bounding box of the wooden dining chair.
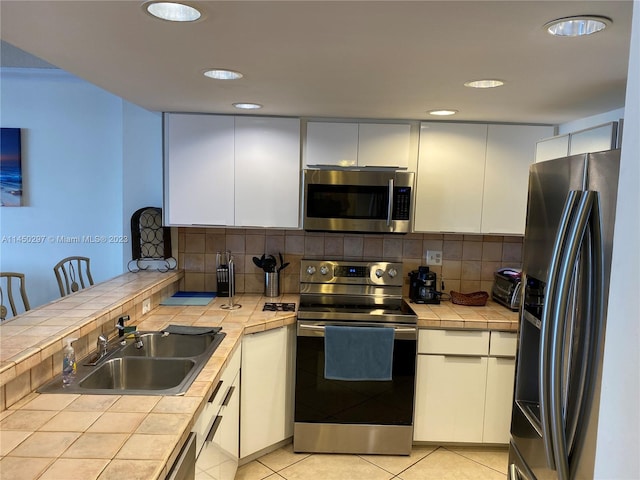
[0,272,31,320]
[53,256,94,297]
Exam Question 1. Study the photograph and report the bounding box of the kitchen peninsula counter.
[0,278,517,480]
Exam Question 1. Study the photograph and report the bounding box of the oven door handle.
[297,323,416,340]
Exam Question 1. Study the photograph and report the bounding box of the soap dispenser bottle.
[62,338,77,387]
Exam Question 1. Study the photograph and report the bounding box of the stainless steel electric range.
[294,259,417,455]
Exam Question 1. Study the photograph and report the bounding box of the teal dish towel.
[324,326,394,381]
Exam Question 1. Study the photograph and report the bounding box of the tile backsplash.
[176,228,523,296]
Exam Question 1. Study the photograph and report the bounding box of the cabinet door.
[234,117,301,228]
[240,326,289,458]
[165,114,235,226]
[569,122,618,155]
[218,371,240,480]
[414,123,488,233]
[305,122,358,167]
[358,123,411,168]
[413,354,487,442]
[482,125,554,235]
[483,357,516,444]
[535,134,569,162]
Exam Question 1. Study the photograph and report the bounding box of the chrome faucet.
[133,331,144,349]
[97,334,109,359]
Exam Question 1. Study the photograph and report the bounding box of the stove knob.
[320,265,330,275]
[388,267,398,278]
[375,268,385,278]
[306,265,316,275]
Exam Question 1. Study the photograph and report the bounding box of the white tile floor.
[196,443,509,480]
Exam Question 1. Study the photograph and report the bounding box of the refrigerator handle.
[548,191,596,480]
[539,190,581,471]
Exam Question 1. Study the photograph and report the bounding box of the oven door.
[293,320,416,455]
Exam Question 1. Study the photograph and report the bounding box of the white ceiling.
[0,1,633,125]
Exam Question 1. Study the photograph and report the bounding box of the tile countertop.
[0,286,518,480]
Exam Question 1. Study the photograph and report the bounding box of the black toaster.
[491,268,522,311]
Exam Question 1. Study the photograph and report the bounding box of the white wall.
[0,68,162,311]
[122,101,163,270]
[594,1,640,478]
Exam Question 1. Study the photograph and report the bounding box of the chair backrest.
[53,256,94,297]
[0,272,31,320]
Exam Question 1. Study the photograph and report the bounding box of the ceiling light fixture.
[233,103,262,110]
[464,79,505,89]
[544,15,611,37]
[428,109,458,116]
[145,2,202,22]
[204,69,243,80]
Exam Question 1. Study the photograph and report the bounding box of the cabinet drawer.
[418,329,489,355]
[489,331,517,357]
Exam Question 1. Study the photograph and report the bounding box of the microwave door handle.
[387,178,394,226]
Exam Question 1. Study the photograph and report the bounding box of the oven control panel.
[301,260,403,287]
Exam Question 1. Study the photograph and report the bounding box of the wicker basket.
[450,290,489,306]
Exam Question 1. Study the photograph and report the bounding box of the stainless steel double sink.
[39,331,226,396]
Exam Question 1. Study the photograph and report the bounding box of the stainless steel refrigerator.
[508,150,621,480]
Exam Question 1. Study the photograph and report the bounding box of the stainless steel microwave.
[303,169,414,233]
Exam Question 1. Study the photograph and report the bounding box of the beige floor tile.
[0,456,53,480]
[39,458,109,480]
[446,446,509,474]
[0,430,31,456]
[257,443,310,472]
[97,459,164,480]
[87,411,146,433]
[398,448,504,480]
[7,431,81,457]
[279,454,394,480]
[358,445,438,475]
[61,432,129,459]
[39,410,102,432]
[235,460,276,480]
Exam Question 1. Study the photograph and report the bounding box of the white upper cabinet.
[165,114,235,226]
[414,122,488,233]
[305,121,411,168]
[357,123,411,168]
[415,122,553,234]
[164,114,301,228]
[535,134,569,162]
[234,116,300,228]
[568,122,618,155]
[535,121,619,162]
[305,122,358,167]
[483,124,554,234]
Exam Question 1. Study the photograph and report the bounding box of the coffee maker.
[409,266,440,304]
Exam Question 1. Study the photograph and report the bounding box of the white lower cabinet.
[413,329,516,444]
[194,345,241,480]
[240,325,295,459]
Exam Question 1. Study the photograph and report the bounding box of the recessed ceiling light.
[145,2,202,22]
[204,69,243,80]
[544,15,611,37]
[464,79,505,89]
[233,103,262,110]
[428,109,458,116]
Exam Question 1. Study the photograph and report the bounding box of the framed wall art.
[0,128,23,207]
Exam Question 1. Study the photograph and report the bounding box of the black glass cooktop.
[263,302,296,312]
